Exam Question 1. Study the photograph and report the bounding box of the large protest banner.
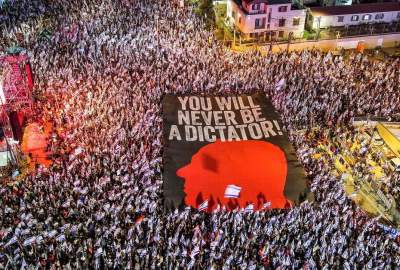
[163,93,310,211]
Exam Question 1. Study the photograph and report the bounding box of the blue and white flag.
[377,223,400,238]
[213,204,221,213]
[75,147,84,155]
[36,235,44,245]
[210,240,218,250]
[262,201,271,209]
[21,258,29,270]
[244,204,254,213]
[56,234,65,242]
[23,236,37,246]
[187,258,196,269]
[190,246,200,258]
[95,248,103,258]
[198,200,208,211]
[224,185,241,198]
[5,236,18,247]
[47,230,58,238]
[275,78,285,91]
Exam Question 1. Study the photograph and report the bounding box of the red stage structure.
[0,50,34,169]
[0,51,34,140]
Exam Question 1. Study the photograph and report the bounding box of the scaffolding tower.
[0,51,33,169]
[0,53,33,138]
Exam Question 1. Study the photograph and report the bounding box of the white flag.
[224,185,241,198]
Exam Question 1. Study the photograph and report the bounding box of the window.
[252,4,260,10]
[278,6,287,12]
[351,15,359,21]
[232,11,236,19]
[255,18,266,29]
[397,12,400,19]
[337,16,344,23]
[239,17,242,24]
[362,14,372,21]
[293,17,300,26]
[375,13,384,20]
[278,18,286,27]
[267,23,270,29]
[278,31,284,38]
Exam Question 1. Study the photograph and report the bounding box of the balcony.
[247,9,267,15]
[255,24,266,30]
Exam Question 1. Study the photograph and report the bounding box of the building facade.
[226,0,307,40]
[308,3,400,29]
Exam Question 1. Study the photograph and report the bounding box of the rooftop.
[310,2,400,17]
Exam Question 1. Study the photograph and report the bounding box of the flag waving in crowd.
[224,184,242,198]
[198,200,209,212]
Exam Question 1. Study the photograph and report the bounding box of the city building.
[308,2,400,29]
[226,0,307,40]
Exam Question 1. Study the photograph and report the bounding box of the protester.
[1,0,400,269]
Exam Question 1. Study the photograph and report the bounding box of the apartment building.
[226,0,307,40]
[308,2,400,29]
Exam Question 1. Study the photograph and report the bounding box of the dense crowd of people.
[1,0,400,268]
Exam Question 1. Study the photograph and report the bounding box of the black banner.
[163,93,310,211]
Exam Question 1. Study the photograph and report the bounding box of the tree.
[194,0,215,30]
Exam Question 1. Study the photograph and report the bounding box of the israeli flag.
[190,246,200,258]
[56,234,65,242]
[36,236,44,245]
[187,258,195,269]
[224,185,242,198]
[47,230,58,238]
[5,236,18,247]
[23,236,36,247]
[262,201,272,209]
[95,248,103,258]
[74,147,83,156]
[244,204,254,213]
[198,200,208,211]
[275,78,285,91]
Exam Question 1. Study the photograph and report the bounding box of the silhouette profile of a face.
[177,140,290,211]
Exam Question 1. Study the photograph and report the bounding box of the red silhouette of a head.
[177,140,290,211]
